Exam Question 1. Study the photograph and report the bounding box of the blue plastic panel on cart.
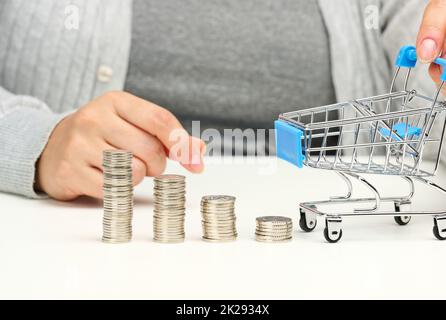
[395,46,417,68]
[275,120,304,168]
[380,122,421,141]
[396,45,446,81]
[436,57,446,81]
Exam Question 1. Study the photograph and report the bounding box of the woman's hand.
[417,0,446,90]
[36,91,205,200]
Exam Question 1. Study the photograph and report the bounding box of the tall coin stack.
[201,195,237,242]
[102,150,133,244]
[255,216,293,243]
[153,175,186,243]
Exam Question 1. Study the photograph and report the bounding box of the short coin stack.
[201,195,237,242]
[102,150,133,244]
[255,216,293,243]
[153,175,186,243]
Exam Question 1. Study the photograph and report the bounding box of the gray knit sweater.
[0,0,434,198]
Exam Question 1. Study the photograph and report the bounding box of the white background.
[1,157,445,299]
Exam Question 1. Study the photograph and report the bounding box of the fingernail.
[419,39,437,63]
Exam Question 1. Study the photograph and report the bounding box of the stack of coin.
[153,175,186,243]
[255,216,293,243]
[201,195,237,242]
[102,150,133,244]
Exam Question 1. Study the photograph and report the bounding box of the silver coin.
[255,232,292,238]
[202,219,236,225]
[103,221,132,226]
[153,232,185,235]
[103,150,133,158]
[153,224,184,228]
[255,234,293,240]
[154,215,185,219]
[202,236,237,243]
[153,220,185,225]
[256,226,293,232]
[153,232,186,237]
[103,197,133,202]
[203,228,237,234]
[202,221,236,227]
[102,239,131,244]
[203,233,238,239]
[103,223,132,228]
[102,231,132,235]
[102,234,132,239]
[102,150,133,244]
[255,232,293,237]
[201,195,237,240]
[153,223,185,228]
[202,216,236,221]
[201,212,236,216]
[154,235,185,239]
[153,235,185,239]
[103,207,133,212]
[201,209,235,214]
[103,232,132,236]
[154,182,185,186]
[153,239,185,244]
[255,216,293,243]
[153,227,185,231]
[153,232,185,236]
[153,174,188,244]
[202,225,237,230]
[256,216,292,223]
[201,201,235,206]
[154,174,185,182]
[255,238,292,243]
[201,195,235,202]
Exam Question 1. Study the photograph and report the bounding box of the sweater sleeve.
[0,86,69,198]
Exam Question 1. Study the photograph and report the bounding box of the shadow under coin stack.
[201,196,237,242]
[255,216,293,243]
[153,175,186,243]
[102,150,133,244]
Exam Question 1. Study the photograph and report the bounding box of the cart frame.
[275,45,446,242]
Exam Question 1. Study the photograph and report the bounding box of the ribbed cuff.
[0,106,69,199]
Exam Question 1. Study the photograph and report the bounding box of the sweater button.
[97,65,113,83]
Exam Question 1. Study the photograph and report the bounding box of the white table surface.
[1,156,445,300]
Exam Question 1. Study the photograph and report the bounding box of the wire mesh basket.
[275,45,446,242]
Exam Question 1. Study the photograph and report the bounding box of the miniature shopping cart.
[275,45,446,243]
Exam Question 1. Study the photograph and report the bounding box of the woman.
[0,0,443,200]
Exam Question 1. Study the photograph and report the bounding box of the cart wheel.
[394,216,411,226]
[394,202,411,226]
[433,225,446,241]
[299,209,317,232]
[323,227,343,243]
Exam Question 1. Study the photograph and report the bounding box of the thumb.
[416,0,446,63]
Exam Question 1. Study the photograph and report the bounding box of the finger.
[416,0,446,63]
[77,166,103,199]
[429,62,442,84]
[110,92,204,168]
[429,63,446,96]
[131,157,147,185]
[179,137,206,173]
[100,115,167,177]
[87,140,147,186]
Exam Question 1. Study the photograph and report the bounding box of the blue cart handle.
[396,45,446,81]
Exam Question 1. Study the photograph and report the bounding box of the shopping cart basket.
[275,45,446,243]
